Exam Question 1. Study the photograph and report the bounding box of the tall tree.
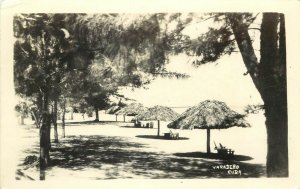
[14,13,77,179]
[182,13,287,177]
[82,83,113,122]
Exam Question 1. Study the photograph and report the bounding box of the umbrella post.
[157,120,160,136]
[207,128,211,154]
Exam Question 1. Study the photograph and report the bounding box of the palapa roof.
[168,100,250,130]
[136,105,179,121]
[105,105,121,114]
[116,102,148,116]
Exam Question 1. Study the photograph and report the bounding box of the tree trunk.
[53,100,59,143]
[207,128,211,154]
[264,101,288,176]
[31,110,40,128]
[260,13,288,177]
[70,108,73,120]
[228,14,260,91]
[229,13,288,177]
[62,99,66,138]
[94,107,99,122]
[36,93,43,128]
[115,114,118,122]
[46,114,51,151]
[39,94,51,180]
[157,120,160,136]
[123,115,126,122]
[20,115,25,125]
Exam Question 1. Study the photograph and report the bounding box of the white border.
[1,0,300,188]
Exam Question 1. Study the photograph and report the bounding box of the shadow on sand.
[47,135,265,178]
[62,120,119,126]
[17,133,266,179]
[119,125,143,128]
[174,152,253,161]
[135,135,189,140]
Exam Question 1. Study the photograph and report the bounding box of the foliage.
[13,14,79,102]
[244,104,264,114]
[187,26,236,65]
[15,101,30,117]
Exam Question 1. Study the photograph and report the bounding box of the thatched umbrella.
[168,100,250,153]
[116,102,148,122]
[137,105,179,136]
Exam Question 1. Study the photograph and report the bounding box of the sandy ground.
[15,112,267,180]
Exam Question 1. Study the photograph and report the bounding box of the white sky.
[120,53,263,113]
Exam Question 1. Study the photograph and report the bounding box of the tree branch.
[227,14,261,93]
[248,27,261,31]
[197,14,225,23]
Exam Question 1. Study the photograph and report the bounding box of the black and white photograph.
[1,0,300,188]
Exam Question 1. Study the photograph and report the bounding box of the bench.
[164,130,179,140]
[214,142,235,158]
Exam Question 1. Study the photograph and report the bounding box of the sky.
[119,53,263,114]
